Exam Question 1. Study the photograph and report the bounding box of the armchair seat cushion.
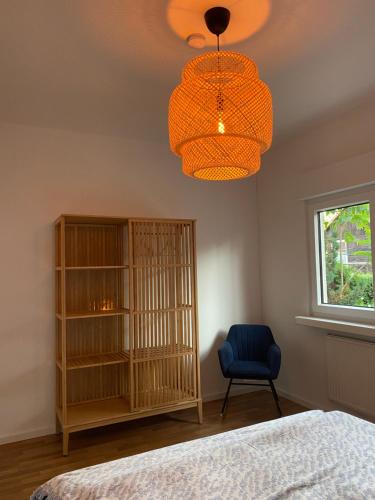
[227,360,272,380]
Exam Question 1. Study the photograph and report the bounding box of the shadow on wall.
[200,329,227,400]
[195,219,262,400]
[196,226,260,321]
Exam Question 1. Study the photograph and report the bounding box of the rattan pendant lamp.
[169,7,272,181]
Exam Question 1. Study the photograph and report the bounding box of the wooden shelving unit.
[55,215,201,455]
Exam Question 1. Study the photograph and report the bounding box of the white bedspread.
[31,410,375,499]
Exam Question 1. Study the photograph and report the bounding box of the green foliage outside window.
[320,203,374,308]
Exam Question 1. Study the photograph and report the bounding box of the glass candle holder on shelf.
[100,299,114,311]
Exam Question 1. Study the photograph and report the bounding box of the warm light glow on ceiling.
[167,0,271,47]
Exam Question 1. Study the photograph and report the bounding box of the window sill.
[295,315,375,339]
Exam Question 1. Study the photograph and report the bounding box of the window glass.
[318,202,374,308]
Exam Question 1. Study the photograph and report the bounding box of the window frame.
[307,186,375,322]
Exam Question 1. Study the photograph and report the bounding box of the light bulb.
[218,116,225,134]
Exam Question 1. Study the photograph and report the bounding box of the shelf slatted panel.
[56,266,129,271]
[67,364,128,406]
[57,351,130,370]
[133,344,193,362]
[133,306,192,314]
[57,346,192,367]
[131,221,196,412]
[134,388,195,410]
[133,357,196,411]
[132,263,192,268]
[57,308,130,320]
[65,223,124,267]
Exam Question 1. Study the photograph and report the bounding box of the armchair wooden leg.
[269,380,282,417]
[221,378,233,417]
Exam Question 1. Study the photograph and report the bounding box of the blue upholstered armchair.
[218,324,281,416]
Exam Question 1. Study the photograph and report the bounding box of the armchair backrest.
[227,324,275,362]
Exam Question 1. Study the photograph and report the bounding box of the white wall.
[0,122,262,443]
[3,94,374,444]
[257,98,375,410]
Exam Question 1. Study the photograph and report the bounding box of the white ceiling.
[1,0,375,144]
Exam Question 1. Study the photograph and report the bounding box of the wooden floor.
[0,391,306,499]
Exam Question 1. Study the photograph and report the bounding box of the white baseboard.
[204,384,329,413]
[277,387,375,423]
[0,425,55,446]
[203,385,261,403]
[0,389,258,445]
[276,388,321,410]
[0,387,325,446]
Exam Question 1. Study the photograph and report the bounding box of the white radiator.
[326,334,375,418]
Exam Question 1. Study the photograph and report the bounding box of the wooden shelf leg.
[62,430,69,456]
[197,400,203,424]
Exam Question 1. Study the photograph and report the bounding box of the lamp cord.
[216,34,223,117]
[216,34,221,73]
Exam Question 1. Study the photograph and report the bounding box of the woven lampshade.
[169,51,272,181]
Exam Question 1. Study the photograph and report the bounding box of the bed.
[32,410,375,499]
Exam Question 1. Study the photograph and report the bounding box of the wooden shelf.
[57,346,193,367]
[134,344,193,362]
[57,351,129,370]
[133,306,192,314]
[132,263,192,268]
[67,397,130,427]
[57,308,130,320]
[56,266,128,270]
[62,214,128,225]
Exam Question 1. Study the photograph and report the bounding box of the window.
[318,203,373,308]
[308,187,375,320]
